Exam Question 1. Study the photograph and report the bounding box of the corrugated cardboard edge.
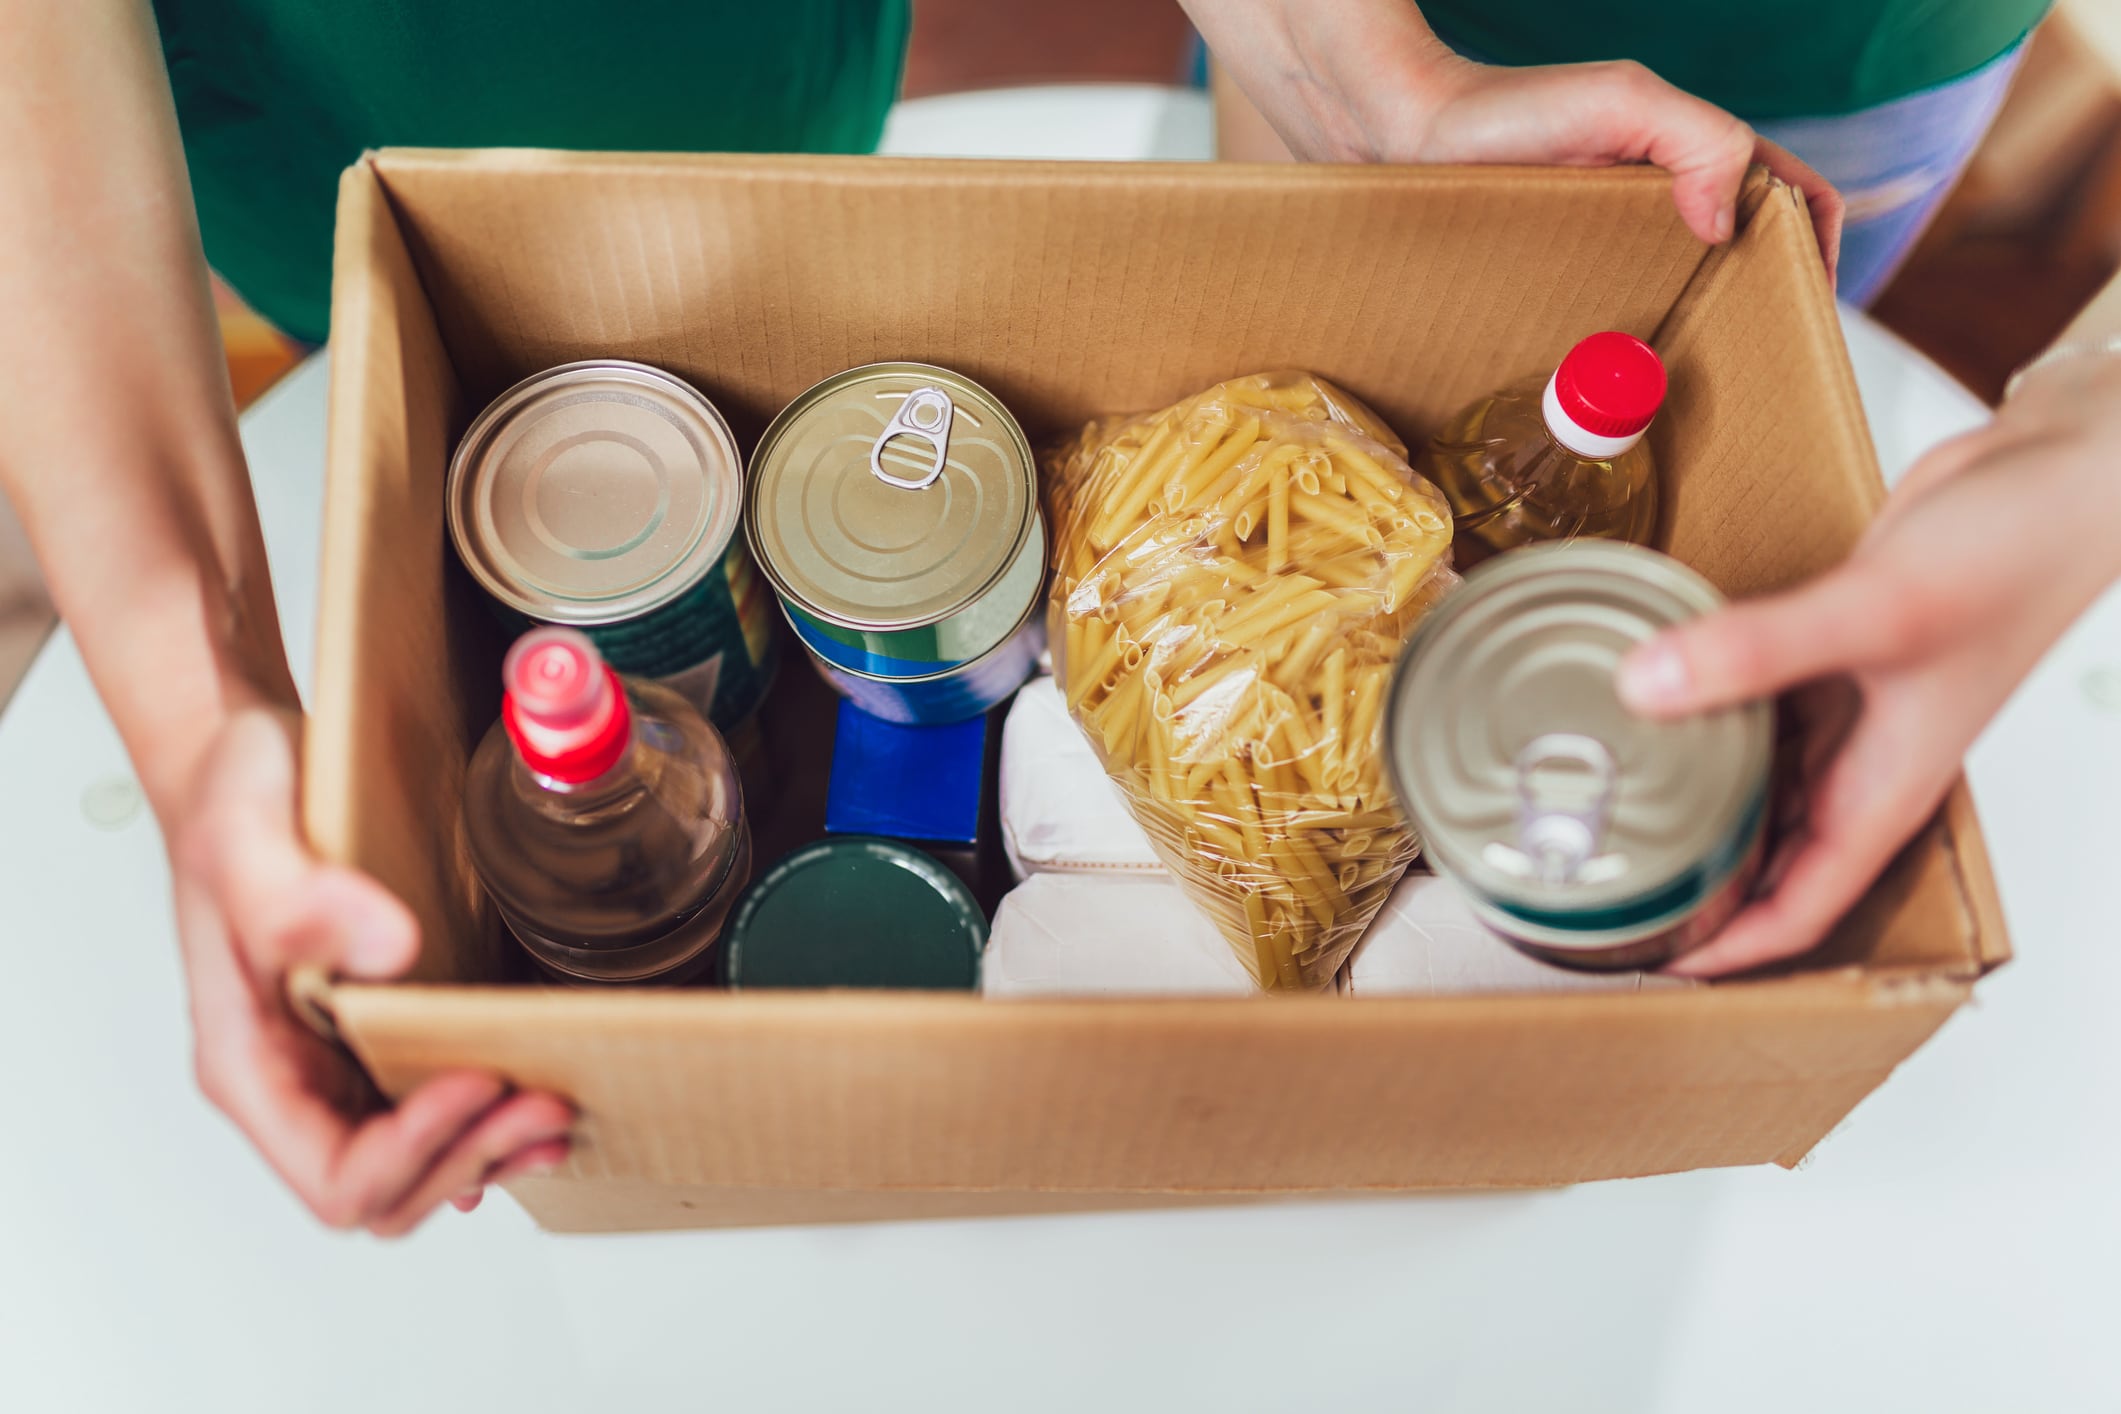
[1942,783,2014,972]
[302,154,485,989]
[503,1180,1545,1234]
[326,971,1970,1193]
[1655,170,2007,983]
[287,159,401,1044]
[1654,169,1885,522]
[305,154,390,879]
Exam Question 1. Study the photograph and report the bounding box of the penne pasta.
[1176,416,1262,507]
[1292,489,1384,548]
[1088,417,1179,548]
[1347,662,1388,767]
[1337,444,1409,506]
[1387,546,1445,610]
[1042,371,1458,991]
[1168,653,1254,710]
[1269,618,1337,694]
[1321,647,1348,783]
[1267,465,1291,573]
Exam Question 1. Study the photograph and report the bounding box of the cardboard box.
[305,150,2008,1234]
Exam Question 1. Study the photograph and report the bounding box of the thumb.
[280,863,423,981]
[194,715,420,981]
[1618,75,1756,245]
[1617,569,1888,716]
[217,805,420,981]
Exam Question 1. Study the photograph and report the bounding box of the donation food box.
[301,150,2008,1234]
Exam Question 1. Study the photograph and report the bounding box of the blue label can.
[745,363,1045,725]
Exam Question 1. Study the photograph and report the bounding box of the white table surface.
[5,84,2119,1414]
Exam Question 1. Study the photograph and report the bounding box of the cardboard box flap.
[1648,174,1998,978]
[306,150,2008,1228]
[309,160,499,983]
[1945,783,2015,973]
[327,975,1966,1196]
[365,151,1710,437]
[1652,171,1881,595]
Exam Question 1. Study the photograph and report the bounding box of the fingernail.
[1618,640,1689,711]
[1715,208,1734,242]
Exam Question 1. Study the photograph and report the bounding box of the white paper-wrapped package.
[999,676,1159,878]
[983,873,1259,997]
[1341,873,1683,995]
[984,867,1679,999]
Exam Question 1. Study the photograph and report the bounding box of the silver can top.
[1384,541,1771,919]
[744,362,1038,632]
[447,360,743,625]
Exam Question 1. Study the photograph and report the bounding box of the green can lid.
[722,837,986,990]
[744,363,1038,633]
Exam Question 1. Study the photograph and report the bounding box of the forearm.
[2002,267,2121,577]
[1179,0,1461,161]
[0,0,294,820]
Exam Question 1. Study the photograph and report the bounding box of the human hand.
[1618,351,2121,975]
[1186,0,1841,278]
[170,705,575,1233]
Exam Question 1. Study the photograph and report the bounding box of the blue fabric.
[1755,39,2025,306]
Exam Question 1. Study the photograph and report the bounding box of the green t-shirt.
[152,0,909,341]
[1424,0,2047,120]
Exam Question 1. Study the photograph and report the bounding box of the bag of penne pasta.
[1046,371,1458,991]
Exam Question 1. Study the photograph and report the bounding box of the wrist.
[1308,22,1472,163]
[1187,0,1470,162]
[2005,351,2121,595]
[81,563,298,824]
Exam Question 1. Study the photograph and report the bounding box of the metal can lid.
[448,361,743,625]
[1384,541,1771,915]
[721,836,985,989]
[745,363,1038,632]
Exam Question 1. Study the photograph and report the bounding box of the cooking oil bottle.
[462,627,750,985]
[1419,331,1667,556]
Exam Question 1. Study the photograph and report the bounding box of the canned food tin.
[448,360,779,733]
[722,836,986,990]
[1383,541,1772,971]
[802,589,1046,726]
[745,362,1043,722]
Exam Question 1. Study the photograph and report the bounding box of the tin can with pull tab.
[1382,541,1773,971]
[745,362,1046,724]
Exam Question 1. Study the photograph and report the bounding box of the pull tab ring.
[1513,733,1619,886]
[870,387,955,490]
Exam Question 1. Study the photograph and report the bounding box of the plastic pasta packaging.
[1046,371,1458,990]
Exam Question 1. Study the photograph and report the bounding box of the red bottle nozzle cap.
[501,627,630,783]
[1554,332,1667,439]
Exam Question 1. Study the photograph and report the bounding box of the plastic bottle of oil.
[462,626,750,985]
[1418,331,1667,556]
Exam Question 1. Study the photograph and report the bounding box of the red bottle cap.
[501,628,630,783]
[1554,332,1667,439]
